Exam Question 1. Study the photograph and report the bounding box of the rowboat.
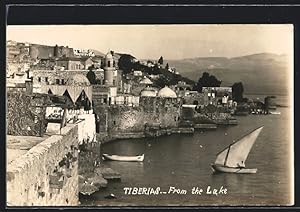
[211,126,264,174]
[102,153,144,162]
[269,111,281,115]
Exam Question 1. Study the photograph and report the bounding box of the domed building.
[139,77,153,85]
[140,86,157,97]
[66,74,91,87]
[157,86,177,98]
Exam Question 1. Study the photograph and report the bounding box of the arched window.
[107,61,111,67]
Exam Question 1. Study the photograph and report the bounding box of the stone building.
[129,76,153,96]
[94,85,181,136]
[182,91,206,106]
[91,51,123,106]
[7,40,31,63]
[202,87,233,106]
[140,86,158,97]
[39,74,93,110]
[171,81,193,97]
[29,44,74,60]
[56,57,84,70]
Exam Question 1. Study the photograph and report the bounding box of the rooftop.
[140,77,153,85]
[140,86,157,97]
[157,86,177,98]
[66,74,91,86]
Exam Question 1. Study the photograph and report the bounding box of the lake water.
[81,99,293,206]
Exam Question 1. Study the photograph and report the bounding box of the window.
[113,80,116,86]
[107,61,111,67]
[56,79,60,84]
[45,77,48,82]
[61,79,65,85]
[38,77,41,82]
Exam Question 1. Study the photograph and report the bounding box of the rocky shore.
[78,141,120,196]
[79,166,121,196]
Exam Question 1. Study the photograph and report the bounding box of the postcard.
[6,23,294,207]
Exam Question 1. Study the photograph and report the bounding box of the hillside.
[166,53,290,95]
[90,49,105,57]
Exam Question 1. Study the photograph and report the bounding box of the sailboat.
[211,126,264,174]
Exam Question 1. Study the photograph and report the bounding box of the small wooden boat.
[102,153,144,162]
[269,111,281,115]
[211,126,264,174]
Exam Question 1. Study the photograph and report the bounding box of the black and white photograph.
[6,23,294,206]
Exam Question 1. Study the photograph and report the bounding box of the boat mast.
[224,146,231,166]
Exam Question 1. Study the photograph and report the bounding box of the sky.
[7,24,293,60]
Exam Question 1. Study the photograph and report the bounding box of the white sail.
[214,126,263,168]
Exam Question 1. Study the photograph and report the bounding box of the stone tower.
[104,51,116,86]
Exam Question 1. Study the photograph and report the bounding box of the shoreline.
[98,128,194,144]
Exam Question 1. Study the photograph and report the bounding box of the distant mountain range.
[166,53,290,95]
[90,49,106,57]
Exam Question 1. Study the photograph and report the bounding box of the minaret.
[104,51,115,86]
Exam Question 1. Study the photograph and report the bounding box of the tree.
[153,75,170,87]
[193,72,222,92]
[158,56,164,65]
[165,63,169,70]
[152,64,161,75]
[118,54,136,75]
[232,82,244,102]
[86,70,96,84]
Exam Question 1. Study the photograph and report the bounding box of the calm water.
[81,101,293,206]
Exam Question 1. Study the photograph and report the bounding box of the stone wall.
[7,91,50,136]
[29,44,55,59]
[7,124,79,206]
[29,44,74,60]
[106,97,181,134]
[183,92,206,105]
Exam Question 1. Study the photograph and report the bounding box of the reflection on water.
[81,107,293,206]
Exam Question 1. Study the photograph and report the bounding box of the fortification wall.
[29,44,74,59]
[29,44,55,59]
[7,124,79,206]
[107,97,180,134]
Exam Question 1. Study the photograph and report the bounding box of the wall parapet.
[7,124,79,206]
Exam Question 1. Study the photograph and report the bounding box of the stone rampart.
[7,124,79,206]
[107,97,180,133]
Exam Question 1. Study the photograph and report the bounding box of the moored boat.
[102,153,144,162]
[211,126,264,174]
[269,111,281,115]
